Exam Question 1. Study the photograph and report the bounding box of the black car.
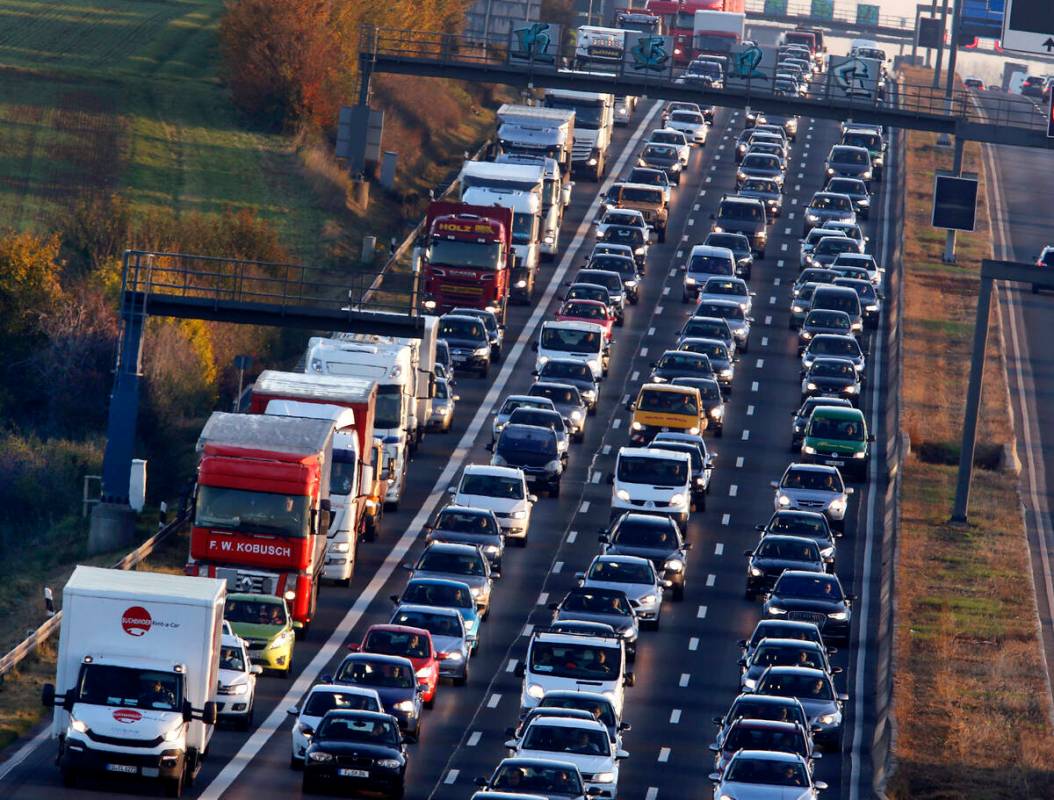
[834,277,882,330]
[450,307,504,362]
[763,570,853,644]
[599,225,648,270]
[438,313,492,378]
[789,396,853,452]
[587,253,641,302]
[712,196,768,257]
[508,407,571,460]
[549,586,638,658]
[425,505,504,571]
[798,309,853,352]
[650,350,715,384]
[301,710,407,798]
[600,512,691,600]
[744,535,825,599]
[671,376,725,437]
[801,357,863,406]
[574,269,627,315]
[758,509,838,571]
[738,177,784,219]
[802,191,856,235]
[679,316,735,353]
[704,232,754,279]
[490,423,563,496]
[639,143,683,184]
[535,358,600,413]
[329,654,423,740]
[825,145,873,187]
[824,177,871,219]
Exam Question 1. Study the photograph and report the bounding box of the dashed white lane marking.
[764,315,772,325]
[751,381,759,392]
[647,326,655,336]
[773,277,781,286]
[567,530,578,542]
[747,405,755,415]
[687,218,695,227]
[655,305,664,314]
[713,154,721,161]
[705,176,712,183]
[769,296,776,304]
[698,191,706,197]
[522,624,533,637]
[781,243,788,251]
[682,234,689,242]
[729,484,738,497]
[445,769,459,784]
[538,592,549,605]
[602,445,611,455]
[676,249,683,258]
[784,227,792,235]
[669,268,677,278]
[613,418,622,429]
[797,172,804,179]
[658,747,671,763]
[742,429,751,441]
[662,286,670,296]
[688,637,699,651]
[761,336,768,347]
[670,709,682,724]
[487,694,502,709]
[735,457,744,468]
[631,370,640,381]
[467,731,482,747]
[579,501,591,513]
[776,259,784,268]
[552,561,563,574]
[640,346,649,356]
[646,788,659,800]
[506,659,518,673]
[755,358,765,367]
[622,393,630,404]
[697,605,708,619]
[795,183,801,191]
[706,573,716,587]
[721,513,731,525]
[715,542,724,555]
[591,471,602,484]
[693,203,700,211]
[788,212,796,219]
[679,673,691,687]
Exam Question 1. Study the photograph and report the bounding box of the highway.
[0,89,901,799]
[973,89,1054,696]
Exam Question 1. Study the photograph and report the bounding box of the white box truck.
[42,566,224,797]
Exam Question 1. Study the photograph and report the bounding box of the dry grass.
[889,69,1054,799]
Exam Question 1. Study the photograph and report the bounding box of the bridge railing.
[744,0,913,31]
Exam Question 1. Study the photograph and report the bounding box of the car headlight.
[443,650,465,662]
[777,494,791,506]
[806,382,817,391]
[638,594,657,606]
[546,459,563,473]
[821,545,835,558]
[749,566,763,577]
[638,158,647,166]
[792,305,804,313]
[537,355,549,367]
[866,303,879,311]
[594,772,616,783]
[376,758,402,769]
[668,493,686,507]
[469,585,483,598]
[70,719,89,734]
[570,409,584,422]
[828,610,850,620]
[484,544,500,555]
[859,198,871,207]
[736,172,746,181]
[510,510,527,519]
[474,346,490,357]
[160,723,185,742]
[634,246,646,256]
[742,677,757,690]
[544,235,554,245]
[331,542,350,553]
[803,445,816,454]
[862,170,872,179]
[394,700,416,712]
[616,489,631,501]
[767,605,787,615]
[308,751,334,762]
[219,682,249,696]
[515,279,528,288]
[688,426,700,435]
[422,299,437,310]
[843,384,859,394]
[712,225,724,233]
[268,633,290,650]
[826,167,835,175]
[415,666,434,678]
[298,722,315,736]
[664,558,685,572]
[806,213,820,222]
[588,157,599,166]
[581,388,597,401]
[630,421,644,433]
[819,713,840,725]
[829,498,847,514]
[710,406,724,419]
[670,163,682,172]
[625,278,638,288]
[527,683,546,699]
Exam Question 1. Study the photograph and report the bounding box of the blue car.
[391,577,481,653]
[327,653,423,741]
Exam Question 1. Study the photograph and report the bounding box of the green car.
[224,593,296,676]
[800,406,873,481]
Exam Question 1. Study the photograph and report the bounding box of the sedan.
[288,684,382,768]
[678,337,735,393]
[505,716,627,799]
[388,605,471,685]
[809,236,863,269]
[670,377,725,436]
[679,316,735,355]
[536,358,601,414]
[550,587,639,659]
[492,394,557,443]
[404,542,494,615]
[536,691,629,748]
[595,208,648,240]
[824,177,871,219]
[744,535,826,600]
[647,127,691,164]
[301,710,407,798]
[556,299,615,342]
[825,144,873,186]
[588,254,641,303]
[772,463,854,530]
[737,153,785,189]
[740,638,837,692]
[600,512,691,600]
[800,334,866,373]
[798,310,853,352]
[638,143,683,184]
[529,381,589,442]
[392,578,481,653]
[598,225,648,269]
[739,177,784,218]
[710,750,827,799]
[753,667,848,750]
[799,227,847,269]
[834,277,882,329]
[425,505,503,571]
[649,350,715,384]
[758,510,839,569]
[329,654,423,740]
[763,570,854,645]
[665,108,708,145]
[802,192,856,234]
[508,407,572,460]
[214,633,260,730]
[710,718,819,777]
[451,307,504,362]
[713,693,811,747]
[694,299,752,352]
[578,555,669,629]
[801,357,863,405]
[738,619,828,665]
[697,277,754,316]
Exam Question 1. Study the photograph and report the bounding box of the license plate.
[824,459,844,466]
[106,763,138,774]
[338,768,370,778]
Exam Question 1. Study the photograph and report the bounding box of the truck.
[42,566,224,797]
[460,161,544,303]
[544,86,615,182]
[495,103,575,176]
[646,0,743,64]
[692,9,745,60]
[614,9,663,35]
[249,371,383,535]
[495,153,571,261]
[186,412,334,635]
[418,201,513,324]
[574,25,626,71]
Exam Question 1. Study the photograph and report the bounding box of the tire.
[615,315,624,327]
[291,755,303,770]
[238,703,254,731]
[165,769,185,798]
[384,500,400,512]
[454,667,469,687]
[673,582,685,602]
[573,430,585,444]
[478,362,489,379]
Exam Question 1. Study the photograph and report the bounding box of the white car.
[450,464,536,544]
[534,320,608,382]
[647,128,691,165]
[710,750,827,799]
[772,463,854,531]
[697,276,755,317]
[213,633,261,730]
[287,684,382,767]
[505,716,628,799]
[610,447,693,527]
[665,109,708,145]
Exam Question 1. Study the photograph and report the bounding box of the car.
[650,431,716,505]
[564,281,615,313]
[747,129,789,157]
[647,127,691,165]
[774,76,802,96]
[613,94,635,125]
[799,309,853,351]
[574,268,628,315]
[595,207,648,238]
[808,236,864,269]
[694,299,753,352]
[638,142,683,184]
[627,166,672,203]
[536,358,600,414]
[788,282,822,330]
[713,693,811,748]
[627,383,707,444]
[404,541,495,615]
[752,667,848,749]
[578,555,669,630]
[709,718,819,776]
[507,707,598,747]
[426,375,458,432]
[737,152,785,189]
[529,381,589,443]
[677,58,725,88]
[350,623,441,704]
[789,397,854,453]
[425,505,504,570]
[678,337,735,394]
[556,299,615,342]
[763,570,853,646]
[605,181,668,244]
[841,126,886,178]
[834,277,882,329]
[824,177,871,219]
[681,245,736,301]
[536,691,629,747]
[213,632,261,729]
[744,535,826,600]
[388,605,471,685]
[493,394,558,443]
[744,639,829,696]
[535,318,610,379]
[739,619,828,663]
[609,446,693,526]
[328,653,423,740]
[744,109,767,128]
[391,578,481,653]
[824,220,868,250]
[439,313,493,377]
[810,286,864,334]
[758,511,839,571]
[585,254,641,303]
[772,463,853,530]
[549,620,617,638]
[697,276,754,316]
[449,464,536,543]
[600,512,690,600]
[436,339,454,384]
[504,716,628,799]
[801,357,863,406]
[516,628,631,716]
[509,407,572,460]
[802,192,856,234]
[671,376,725,436]
[735,128,758,162]
[665,108,708,145]
[451,307,504,362]
[709,750,827,798]
[746,141,788,165]
[224,592,296,676]
[491,422,564,496]
[738,177,784,219]
[679,316,736,355]
[704,231,755,279]
[798,226,847,269]
[825,144,873,186]
[1021,75,1045,97]
[766,114,799,141]
[829,264,873,285]
[476,757,593,800]
[598,225,649,270]
[649,349,715,385]
[963,76,985,89]
[550,587,639,660]
[288,684,383,768]
[301,710,407,797]
[801,405,873,481]
[800,334,866,373]
[712,196,768,257]
[831,252,883,287]
[1036,245,1054,293]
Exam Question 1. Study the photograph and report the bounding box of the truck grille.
[215,568,277,595]
[336,754,375,767]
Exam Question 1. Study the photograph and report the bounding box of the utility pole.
[932,0,950,87]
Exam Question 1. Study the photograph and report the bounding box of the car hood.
[718,781,814,800]
[412,569,489,592]
[443,337,487,350]
[606,544,678,564]
[717,219,763,234]
[229,621,286,643]
[805,376,856,390]
[309,741,402,760]
[752,556,824,574]
[582,579,654,603]
[797,696,840,719]
[779,488,839,505]
[516,749,614,778]
[455,493,526,514]
[806,437,864,454]
[769,596,845,615]
[430,633,467,655]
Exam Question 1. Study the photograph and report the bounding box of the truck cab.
[545,87,614,181]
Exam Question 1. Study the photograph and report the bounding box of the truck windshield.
[429,239,502,270]
[541,327,602,353]
[529,641,621,679]
[694,34,735,54]
[617,455,688,485]
[511,213,535,244]
[196,486,310,537]
[77,664,184,711]
[374,385,403,430]
[331,450,357,496]
[546,97,602,129]
[638,389,698,415]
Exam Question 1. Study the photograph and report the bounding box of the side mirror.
[743,549,753,557]
[202,701,218,726]
[504,739,517,749]
[708,743,720,752]
[708,772,722,782]
[625,401,636,412]
[453,395,461,402]
[680,264,687,272]
[529,494,538,504]
[41,683,56,708]
[712,715,723,725]
[531,370,539,376]
[447,485,457,494]
[846,487,855,495]
[401,562,414,571]
[832,666,844,675]
[575,571,586,581]
[709,213,716,220]
[251,665,264,675]
[755,524,765,531]
[815,780,829,791]
[287,706,300,716]
[737,658,747,667]
[770,480,779,489]
[514,662,526,678]
[347,642,361,652]
[837,693,850,703]
[475,777,489,788]
[619,721,632,732]
[505,726,516,737]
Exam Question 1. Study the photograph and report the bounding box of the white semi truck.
[42,566,224,797]
[544,86,615,182]
[495,103,575,176]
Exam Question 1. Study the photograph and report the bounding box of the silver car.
[771,463,854,531]
[404,542,495,615]
[492,394,558,443]
[799,227,847,269]
[427,376,458,432]
[697,277,754,317]
[694,299,753,353]
[800,334,866,373]
[752,666,848,750]
[388,603,470,683]
[577,555,669,629]
[709,750,827,799]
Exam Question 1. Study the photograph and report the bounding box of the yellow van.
[626,383,706,445]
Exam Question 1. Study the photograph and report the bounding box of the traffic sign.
[932,173,979,231]
[826,55,881,100]
[1001,0,1054,55]
[764,0,788,14]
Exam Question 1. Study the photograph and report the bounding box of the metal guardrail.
[0,503,193,679]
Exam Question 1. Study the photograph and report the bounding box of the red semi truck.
[418,201,514,323]
[646,0,743,64]
[186,412,334,635]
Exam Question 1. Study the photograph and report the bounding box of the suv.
[712,196,768,257]
[610,182,669,242]
[450,465,536,543]
[439,313,492,377]
[801,405,873,481]
[841,126,885,178]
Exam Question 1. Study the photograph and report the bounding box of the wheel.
[237,703,254,731]
[454,667,469,687]
[740,340,749,353]
[384,500,400,512]
[615,315,624,327]
[573,430,585,444]
[514,535,528,548]
[165,769,185,798]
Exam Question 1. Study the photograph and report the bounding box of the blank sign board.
[932,173,979,232]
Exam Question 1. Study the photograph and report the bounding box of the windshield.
[402,581,472,609]
[541,326,602,353]
[560,301,607,320]
[742,179,777,194]
[682,340,728,361]
[670,111,703,125]
[317,715,401,746]
[703,280,746,297]
[511,213,535,245]
[602,211,642,227]
[760,672,835,701]
[651,131,683,145]
[567,286,608,303]
[429,239,501,270]
[813,291,859,315]
[673,377,721,401]
[816,239,857,255]
[806,311,850,330]
[827,179,864,196]
[365,628,431,658]
[688,61,722,78]
[461,474,525,499]
[652,443,702,470]
[77,664,183,711]
[770,513,828,537]
[499,427,558,457]
[523,723,611,755]
[440,317,486,341]
[726,756,810,787]
[546,97,602,129]
[531,384,580,405]
[811,360,856,379]
[613,518,678,547]
[220,645,246,672]
[831,147,868,164]
[698,302,744,321]
[657,352,711,373]
[720,202,763,221]
[435,510,497,535]
[304,690,379,716]
[500,398,548,417]
[782,469,843,492]
[331,450,357,496]
[391,609,463,638]
[529,641,621,679]
[730,698,803,725]
[725,724,806,755]
[776,573,844,601]
[601,226,644,246]
[617,455,687,485]
[374,385,402,430]
[493,762,584,793]
[812,194,852,211]
[620,186,664,205]
[683,319,729,340]
[637,388,698,415]
[588,559,653,584]
[336,659,415,689]
[418,549,485,576]
[757,538,820,562]
[812,337,860,357]
[562,590,632,615]
[629,169,667,187]
[196,486,310,538]
[541,361,592,382]
[688,254,733,275]
[643,145,677,161]
[225,597,287,627]
[509,408,566,433]
[742,154,779,170]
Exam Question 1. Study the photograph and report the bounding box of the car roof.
[463,464,526,478]
[639,381,696,395]
[341,652,414,667]
[727,718,804,733]
[591,554,654,568]
[523,716,609,733]
[756,534,822,548]
[728,749,806,764]
[755,637,825,651]
[393,603,461,619]
[543,319,608,333]
[615,511,680,527]
[438,505,498,518]
[618,447,691,465]
[423,541,486,555]
[786,462,840,474]
[307,683,381,698]
[807,406,864,422]
[368,622,433,638]
[405,577,474,591]
[761,664,832,679]
[688,244,735,257]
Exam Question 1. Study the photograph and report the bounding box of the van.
[627,383,706,445]
[515,629,632,716]
[801,406,873,481]
[681,244,736,301]
[534,320,609,380]
[810,286,863,335]
[610,447,693,527]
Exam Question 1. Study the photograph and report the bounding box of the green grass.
[0,0,331,258]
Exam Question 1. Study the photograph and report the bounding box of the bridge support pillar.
[100,292,146,506]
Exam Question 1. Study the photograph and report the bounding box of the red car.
[349,624,439,706]
[556,299,615,341]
